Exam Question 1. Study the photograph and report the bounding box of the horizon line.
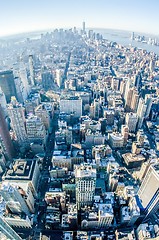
[0,26,159,39]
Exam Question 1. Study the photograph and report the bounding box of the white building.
[75,164,96,209]
[125,112,138,132]
[60,97,82,118]
[108,132,124,149]
[138,163,159,218]
[0,182,31,215]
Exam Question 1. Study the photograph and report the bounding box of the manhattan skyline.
[0,0,159,37]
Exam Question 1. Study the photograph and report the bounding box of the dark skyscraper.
[0,104,14,161]
[0,70,17,103]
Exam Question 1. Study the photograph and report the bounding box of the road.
[31,112,59,239]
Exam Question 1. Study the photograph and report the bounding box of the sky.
[0,0,159,37]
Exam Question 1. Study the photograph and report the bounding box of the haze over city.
[0,1,159,240]
[1,0,159,37]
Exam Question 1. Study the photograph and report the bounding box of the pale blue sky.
[0,0,158,36]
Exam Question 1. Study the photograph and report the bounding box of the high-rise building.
[121,125,129,144]
[125,112,138,132]
[145,94,152,119]
[0,104,14,161]
[41,68,53,90]
[0,217,22,240]
[130,88,139,112]
[75,164,96,209]
[28,55,35,85]
[0,87,8,118]
[137,98,147,129]
[60,97,82,118]
[19,66,30,100]
[26,114,46,143]
[125,87,139,112]
[12,65,30,104]
[131,32,135,40]
[124,79,131,103]
[0,70,17,103]
[138,163,159,219]
[7,97,28,150]
[125,88,133,111]
[82,21,86,33]
[35,103,52,131]
[0,182,30,215]
[55,69,63,88]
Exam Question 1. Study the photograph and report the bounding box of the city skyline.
[0,0,159,37]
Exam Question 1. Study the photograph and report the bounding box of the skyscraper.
[29,55,35,85]
[138,163,159,219]
[82,21,86,33]
[7,97,28,151]
[145,94,152,119]
[0,70,17,103]
[0,104,14,161]
[0,217,22,240]
[0,182,30,215]
[125,112,138,133]
[75,164,96,209]
[0,86,8,118]
[137,98,147,129]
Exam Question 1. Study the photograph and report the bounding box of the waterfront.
[94,28,159,55]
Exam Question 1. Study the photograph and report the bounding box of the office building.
[136,223,159,240]
[125,112,138,132]
[108,133,124,149]
[41,68,53,90]
[0,217,22,240]
[26,114,47,143]
[138,163,159,218]
[60,96,82,118]
[35,103,52,131]
[0,70,17,103]
[28,55,35,85]
[7,97,28,150]
[98,204,114,227]
[121,125,129,144]
[145,94,152,119]
[0,182,30,215]
[82,21,86,33]
[0,87,8,118]
[55,69,63,88]
[130,88,139,112]
[0,104,14,161]
[3,158,40,200]
[75,164,96,209]
[137,98,147,129]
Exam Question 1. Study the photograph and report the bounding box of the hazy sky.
[0,0,158,36]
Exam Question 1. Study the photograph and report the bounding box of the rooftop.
[3,159,37,181]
